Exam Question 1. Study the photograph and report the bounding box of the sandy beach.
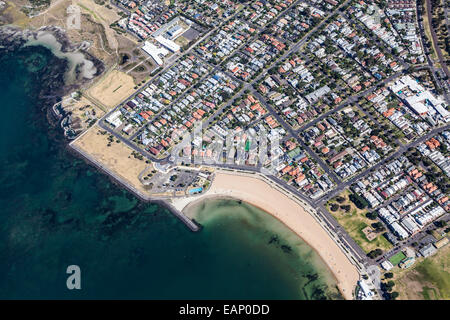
[172,170,360,300]
[68,128,360,299]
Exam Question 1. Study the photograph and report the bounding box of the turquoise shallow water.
[0,44,341,299]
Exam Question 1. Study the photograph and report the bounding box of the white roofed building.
[155,35,180,52]
[142,41,169,65]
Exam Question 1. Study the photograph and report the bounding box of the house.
[381,260,394,271]
[419,244,437,257]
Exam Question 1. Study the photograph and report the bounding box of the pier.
[159,201,200,232]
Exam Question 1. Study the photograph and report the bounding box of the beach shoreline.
[185,196,344,299]
[69,124,360,299]
[172,171,360,300]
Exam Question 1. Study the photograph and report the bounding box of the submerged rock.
[0,25,104,135]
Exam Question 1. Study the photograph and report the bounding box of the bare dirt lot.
[27,0,123,66]
[72,124,151,195]
[86,69,136,110]
[0,1,31,27]
[4,0,157,85]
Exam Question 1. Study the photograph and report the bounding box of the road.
[342,12,410,69]
[293,71,405,134]
[80,0,450,294]
[252,89,342,184]
[417,0,450,105]
[317,123,450,204]
[425,0,450,79]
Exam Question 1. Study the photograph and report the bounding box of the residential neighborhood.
[95,0,450,300]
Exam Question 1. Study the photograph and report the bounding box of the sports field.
[390,252,407,266]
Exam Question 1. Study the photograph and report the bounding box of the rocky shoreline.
[0,25,104,131]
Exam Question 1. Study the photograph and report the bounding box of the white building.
[155,35,181,52]
[357,280,374,300]
[390,75,449,122]
[381,260,394,271]
[142,41,169,65]
[390,221,409,239]
[105,110,123,128]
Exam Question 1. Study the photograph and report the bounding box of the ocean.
[0,43,341,299]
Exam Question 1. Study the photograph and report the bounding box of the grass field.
[423,0,438,62]
[72,125,151,195]
[327,190,393,253]
[389,252,406,266]
[414,250,450,298]
[3,1,31,27]
[421,286,439,300]
[395,245,450,300]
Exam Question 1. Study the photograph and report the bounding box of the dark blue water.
[0,44,341,299]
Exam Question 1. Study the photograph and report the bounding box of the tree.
[372,222,385,232]
[366,211,378,220]
[335,196,345,203]
[390,292,399,299]
[349,193,369,209]
[384,272,393,279]
[330,204,339,212]
[435,220,447,228]
[382,280,395,292]
[387,280,395,288]
[367,248,383,259]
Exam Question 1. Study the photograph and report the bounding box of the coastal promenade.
[69,130,362,297]
[69,140,200,232]
[70,121,363,296]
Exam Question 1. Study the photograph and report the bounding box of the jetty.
[160,201,200,232]
[68,143,200,232]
